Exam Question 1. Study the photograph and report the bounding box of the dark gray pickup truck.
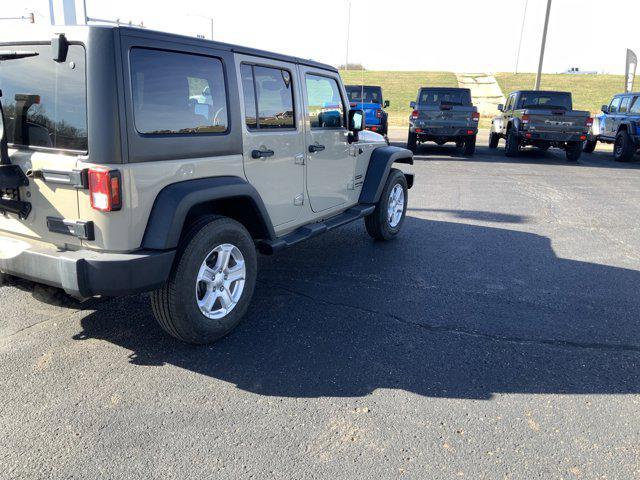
[407,87,479,155]
[489,90,592,161]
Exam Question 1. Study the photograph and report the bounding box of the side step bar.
[257,204,375,255]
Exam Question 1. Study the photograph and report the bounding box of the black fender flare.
[141,176,276,250]
[359,146,414,204]
[618,120,638,135]
[508,118,521,132]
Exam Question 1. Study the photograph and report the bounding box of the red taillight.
[586,117,593,128]
[522,114,530,125]
[350,102,357,107]
[580,135,587,141]
[411,110,419,120]
[415,128,423,133]
[472,112,480,122]
[467,130,474,135]
[89,168,122,212]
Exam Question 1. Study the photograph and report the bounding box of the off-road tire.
[407,131,417,153]
[150,216,257,344]
[463,135,476,156]
[504,128,520,157]
[583,139,597,153]
[365,168,408,241]
[613,130,636,162]
[488,131,500,149]
[565,141,583,161]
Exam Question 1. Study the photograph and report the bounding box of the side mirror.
[601,104,609,114]
[348,109,364,143]
[410,101,416,109]
[384,100,390,108]
[497,104,504,112]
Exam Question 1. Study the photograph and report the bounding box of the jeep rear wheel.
[407,131,417,153]
[365,168,408,241]
[583,139,597,153]
[463,135,476,156]
[504,128,520,157]
[151,216,257,344]
[565,141,583,161]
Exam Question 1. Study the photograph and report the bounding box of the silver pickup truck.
[489,90,592,161]
[407,87,479,155]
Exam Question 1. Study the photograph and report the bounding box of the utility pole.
[534,0,552,90]
[514,0,528,74]
[345,0,351,70]
[210,17,214,40]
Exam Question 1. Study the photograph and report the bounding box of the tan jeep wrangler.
[0,26,414,344]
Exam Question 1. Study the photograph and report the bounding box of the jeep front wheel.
[151,216,257,344]
[613,130,636,162]
[365,168,408,241]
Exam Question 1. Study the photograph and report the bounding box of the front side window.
[609,97,622,114]
[305,75,344,129]
[620,96,632,114]
[630,97,640,114]
[130,48,228,135]
[0,44,87,151]
[241,64,295,129]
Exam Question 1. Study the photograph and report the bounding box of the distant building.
[563,67,598,75]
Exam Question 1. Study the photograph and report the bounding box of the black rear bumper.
[519,131,586,142]
[0,234,175,298]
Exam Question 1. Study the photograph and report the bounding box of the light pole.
[534,0,552,90]
[514,0,528,74]
[188,14,214,40]
[345,0,351,70]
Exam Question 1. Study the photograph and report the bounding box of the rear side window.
[345,86,382,104]
[518,92,572,110]
[418,89,471,106]
[630,97,640,114]
[241,64,295,129]
[305,74,344,129]
[0,44,87,152]
[130,48,228,135]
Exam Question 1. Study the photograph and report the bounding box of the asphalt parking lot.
[1,130,639,479]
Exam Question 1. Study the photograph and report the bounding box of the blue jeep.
[584,92,640,162]
[345,85,389,137]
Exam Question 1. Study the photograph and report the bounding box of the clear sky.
[7,0,639,74]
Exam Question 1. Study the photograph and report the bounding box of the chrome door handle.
[251,149,275,159]
[308,144,325,153]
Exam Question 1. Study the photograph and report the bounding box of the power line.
[514,0,528,74]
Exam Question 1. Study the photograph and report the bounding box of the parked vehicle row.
[0,25,414,345]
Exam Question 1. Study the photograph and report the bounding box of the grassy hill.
[339,71,632,127]
[339,71,458,127]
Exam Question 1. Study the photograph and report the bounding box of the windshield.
[0,44,87,151]
[345,86,382,104]
[518,92,572,111]
[418,89,471,106]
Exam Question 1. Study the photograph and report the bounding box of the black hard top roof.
[419,87,470,91]
[514,90,571,95]
[64,25,338,73]
[345,85,382,89]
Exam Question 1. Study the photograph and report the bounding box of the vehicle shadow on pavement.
[74,216,640,400]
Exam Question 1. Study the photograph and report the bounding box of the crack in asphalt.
[269,283,640,355]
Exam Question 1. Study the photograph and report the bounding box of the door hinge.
[294,194,304,206]
[295,154,305,165]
